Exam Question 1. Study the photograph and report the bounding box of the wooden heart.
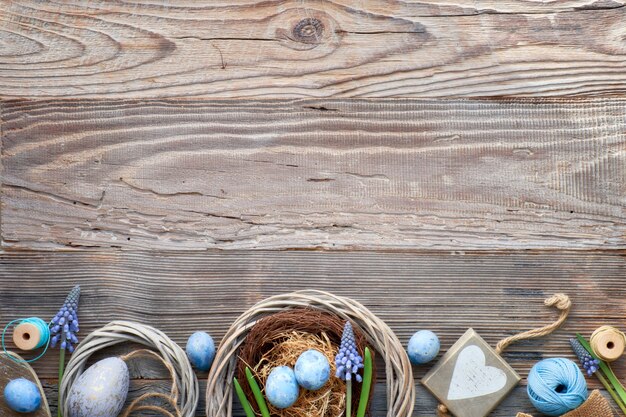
[447,345,507,401]
[0,352,51,417]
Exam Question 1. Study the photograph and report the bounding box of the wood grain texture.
[2,1,626,98]
[2,99,624,250]
[0,250,625,416]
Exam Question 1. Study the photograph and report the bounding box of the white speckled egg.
[68,357,129,417]
[407,330,440,365]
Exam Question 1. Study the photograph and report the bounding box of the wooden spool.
[12,322,42,351]
[590,326,626,362]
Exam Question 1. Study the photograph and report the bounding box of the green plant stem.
[346,379,352,417]
[245,367,270,417]
[233,378,255,417]
[357,347,373,417]
[577,334,626,409]
[58,348,66,417]
[596,370,626,416]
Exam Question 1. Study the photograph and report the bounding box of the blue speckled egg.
[68,357,129,417]
[265,366,300,409]
[186,331,215,371]
[294,349,330,391]
[407,330,440,365]
[4,378,42,413]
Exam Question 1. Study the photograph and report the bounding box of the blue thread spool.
[2,318,51,363]
[527,358,588,416]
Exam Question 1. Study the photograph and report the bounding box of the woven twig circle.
[206,290,414,417]
[59,321,199,417]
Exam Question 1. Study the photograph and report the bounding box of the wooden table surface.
[1,1,625,417]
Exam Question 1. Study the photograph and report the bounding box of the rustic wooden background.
[1,1,625,416]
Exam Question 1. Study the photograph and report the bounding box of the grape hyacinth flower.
[50,285,80,417]
[335,321,364,417]
[570,338,600,376]
[50,285,80,353]
[335,322,364,382]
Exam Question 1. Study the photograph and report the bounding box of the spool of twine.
[590,326,626,362]
[437,294,572,417]
[2,317,51,363]
[13,320,47,351]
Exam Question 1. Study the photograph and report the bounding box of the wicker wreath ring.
[206,290,415,417]
[60,321,199,417]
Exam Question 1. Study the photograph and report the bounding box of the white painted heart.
[447,344,507,401]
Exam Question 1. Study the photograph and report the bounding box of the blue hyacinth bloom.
[335,322,364,383]
[50,285,80,352]
[570,338,601,376]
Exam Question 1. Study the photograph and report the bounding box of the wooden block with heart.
[422,328,521,417]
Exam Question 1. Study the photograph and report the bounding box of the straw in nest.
[236,308,375,417]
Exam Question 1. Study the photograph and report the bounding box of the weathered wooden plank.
[1,251,624,384]
[2,99,624,250]
[2,1,626,98]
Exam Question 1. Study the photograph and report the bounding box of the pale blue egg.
[294,349,330,390]
[407,330,440,365]
[186,331,216,371]
[4,378,41,413]
[265,366,299,409]
[68,357,129,417]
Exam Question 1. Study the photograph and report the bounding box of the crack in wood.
[3,183,105,209]
[119,178,227,200]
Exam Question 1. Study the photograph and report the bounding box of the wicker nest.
[206,290,414,417]
[236,308,375,417]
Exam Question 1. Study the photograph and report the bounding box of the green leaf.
[357,347,373,417]
[595,370,626,416]
[233,377,255,417]
[576,333,626,408]
[246,367,271,417]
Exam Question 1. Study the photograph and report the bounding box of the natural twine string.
[119,350,181,417]
[60,321,199,417]
[437,294,571,417]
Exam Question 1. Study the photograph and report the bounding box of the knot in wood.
[292,18,324,43]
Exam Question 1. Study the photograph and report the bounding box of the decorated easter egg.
[294,349,330,390]
[4,378,42,413]
[186,331,215,371]
[68,357,129,417]
[265,366,300,409]
[408,330,440,365]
